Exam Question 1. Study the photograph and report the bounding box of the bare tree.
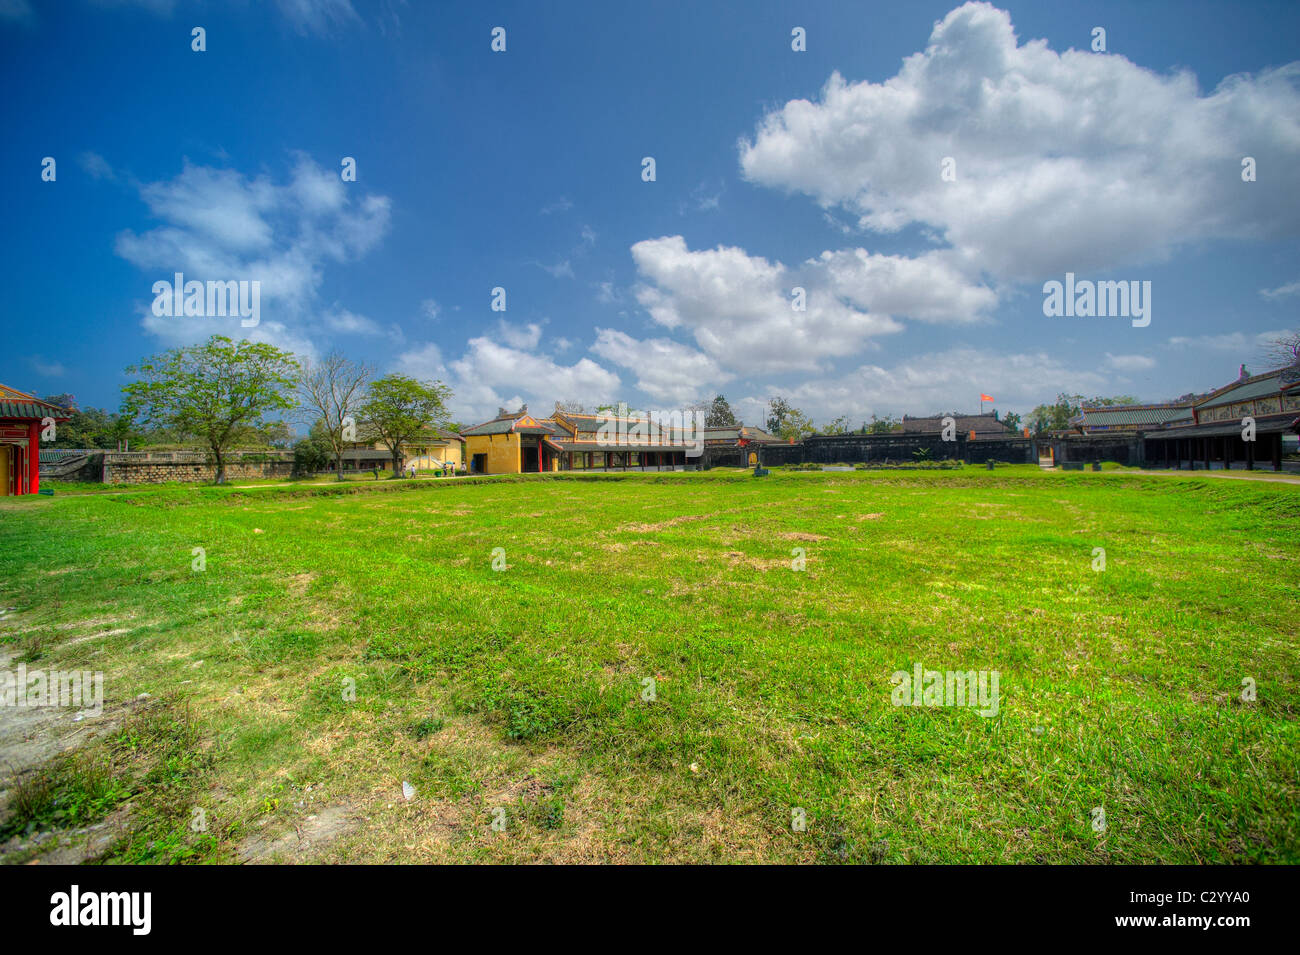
[1257,330,1300,370]
[298,352,373,480]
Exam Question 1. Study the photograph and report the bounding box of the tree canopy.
[359,374,453,475]
[121,335,300,482]
[705,394,737,427]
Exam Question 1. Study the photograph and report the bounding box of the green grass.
[1,467,1297,863]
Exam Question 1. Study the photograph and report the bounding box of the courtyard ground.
[0,466,1296,863]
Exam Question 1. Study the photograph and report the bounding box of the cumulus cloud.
[496,320,542,350]
[115,154,391,350]
[397,323,622,424]
[591,328,732,404]
[816,248,997,323]
[739,1,1300,281]
[631,235,903,373]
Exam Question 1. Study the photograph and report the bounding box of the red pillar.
[28,421,39,494]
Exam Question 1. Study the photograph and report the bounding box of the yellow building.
[355,426,464,472]
[401,427,465,470]
[460,407,703,474]
[461,412,562,474]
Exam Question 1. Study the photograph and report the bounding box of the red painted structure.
[0,384,70,495]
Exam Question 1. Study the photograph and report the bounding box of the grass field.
[1,467,1297,864]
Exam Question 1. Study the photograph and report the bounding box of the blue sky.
[2,0,1298,427]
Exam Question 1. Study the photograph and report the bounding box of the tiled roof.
[703,422,780,443]
[0,384,72,421]
[1196,372,1285,410]
[902,413,1005,434]
[556,411,699,439]
[1076,404,1193,427]
[461,414,551,436]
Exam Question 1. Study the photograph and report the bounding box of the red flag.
[980,393,994,403]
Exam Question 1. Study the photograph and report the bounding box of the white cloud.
[740,346,1111,422]
[396,327,621,424]
[27,355,65,377]
[116,154,391,351]
[1104,352,1156,371]
[421,298,440,320]
[496,319,542,350]
[1260,280,1300,301]
[591,328,732,404]
[817,248,997,323]
[538,259,575,279]
[1165,329,1292,351]
[322,308,404,344]
[631,235,942,373]
[78,152,115,181]
[739,1,1300,282]
[540,196,573,215]
[275,0,359,35]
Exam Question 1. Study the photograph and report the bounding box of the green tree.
[1027,394,1089,435]
[40,395,139,450]
[705,394,737,427]
[765,396,794,435]
[867,414,900,434]
[1001,411,1023,433]
[292,420,335,476]
[359,374,453,476]
[819,414,852,435]
[775,407,816,442]
[121,335,300,483]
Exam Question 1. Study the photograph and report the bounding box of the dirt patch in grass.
[238,804,357,863]
[720,551,789,571]
[618,513,714,533]
[286,573,317,597]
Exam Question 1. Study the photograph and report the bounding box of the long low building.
[1050,361,1300,469]
[459,408,774,473]
[1141,364,1300,470]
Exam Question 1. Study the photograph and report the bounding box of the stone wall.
[705,433,1035,468]
[100,451,295,484]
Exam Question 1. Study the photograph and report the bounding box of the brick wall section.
[100,451,295,484]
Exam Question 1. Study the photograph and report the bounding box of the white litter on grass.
[402,781,416,801]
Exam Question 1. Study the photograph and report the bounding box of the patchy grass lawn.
[1,468,1297,863]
